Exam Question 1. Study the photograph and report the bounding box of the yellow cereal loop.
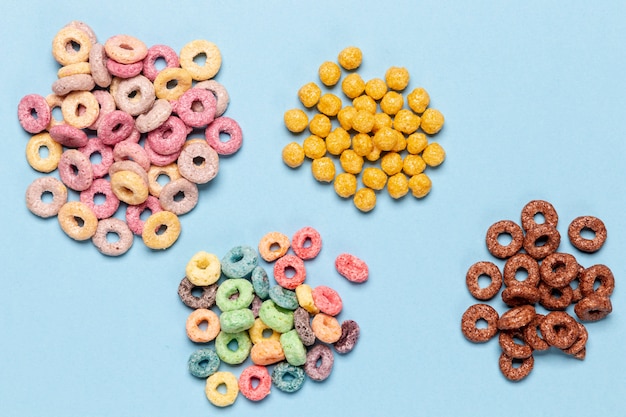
[325,127,351,155]
[334,173,357,198]
[337,106,357,130]
[303,135,327,159]
[387,172,409,199]
[407,133,428,154]
[393,109,421,135]
[309,113,332,138]
[298,82,322,108]
[341,73,365,99]
[311,156,336,182]
[142,210,181,250]
[351,110,375,134]
[110,170,149,205]
[352,95,377,114]
[337,46,362,70]
[153,67,192,100]
[372,112,393,133]
[407,87,430,114]
[282,142,305,168]
[61,91,100,129]
[391,134,407,152]
[249,318,281,344]
[372,126,401,151]
[52,26,92,66]
[186,251,221,286]
[283,109,309,133]
[295,284,320,314]
[380,91,404,115]
[420,108,445,134]
[365,78,388,100]
[340,149,364,174]
[57,201,98,241]
[205,371,239,407]
[179,39,222,81]
[409,173,432,198]
[45,94,64,128]
[353,187,376,212]
[422,142,446,167]
[316,93,342,117]
[385,66,410,91]
[351,133,373,157]
[362,167,388,190]
[381,152,403,176]
[57,62,91,78]
[318,61,342,86]
[403,154,426,176]
[26,132,63,173]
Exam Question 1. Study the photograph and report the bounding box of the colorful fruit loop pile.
[282,46,445,212]
[18,21,242,255]
[178,226,367,407]
[461,200,614,382]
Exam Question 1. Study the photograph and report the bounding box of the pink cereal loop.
[104,34,148,64]
[142,44,180,82]
[195,80,229,117]
[135,99,172,133]
[273,254,307,290]
[144,139,181,166]
[49,124,89,148]
[64,21,98,44]
[106,58,143,79]
[335,253,369,283]
[78,137,114,178]
[18,94,51,134]
[113,141,151,171]
[97,110,135,145]
[146,115,187,155]
[205,116,243,156]
[89,43,112,88]
[89,89,116,130]
[312,285,343,316]
[125,195,162,235]
[79,178,120,219]
[177,139,219,184]
[113,75,156,116]
[292,226,322,260]
[58,149,94,191]
[174,87,217,128]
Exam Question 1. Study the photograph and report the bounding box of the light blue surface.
[1,1,625,416]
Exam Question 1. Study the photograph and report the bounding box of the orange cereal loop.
[309,114,332,138]
[352,133,373,157]
[407,87,430,114]
[381,152,404,176]
[57,201,98,241]
[403,154,426,176]
[385,66,410,91]
[337,106,357,130]
[387,173,409,199]
[372,112,393,133]
[351,110,375,134]
[380,91,404,115]
[353,187,376,212]
[258,231,291,262]
[104,34,148,64]
[283,109,309,133]
[311,156,336,182]
[406,133,428,154]
[141,210,181,250]
[179,39,222,81]
[362,167,388,190]
[316,93,343,117]
[250,339,285,366]
[282,142,305,168]
[341,73,365,99]
[303,135,327,159]
[325,127,351,155]
[365,78,388,100]
[340,149,364,174]
[420,108,445,134]
[372,126,401,151]
[318,61,342,86]
[298,82,322,108]
[422,142,446,167]
[186,308,220,343]
[52,26,92,66]
[337,46,362,70]
[334,173,358,198]
[311,313,343,343]
[393,109,421,135]
[57,62,91,78]
[409,173,432,198]
[153,67,193,100]
[352,95,377,114]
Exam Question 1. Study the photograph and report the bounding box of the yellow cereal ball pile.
[282,46,446,212]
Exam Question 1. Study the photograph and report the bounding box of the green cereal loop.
[271,361,305,393]
[219,308,255,333]
[259,300,294,333]
[269,285,299,310]
[280,329,307,366]
[187,347,220,378]
[221,245,258,279]
[251,265,270,300]
[215,278,254,312]
[215,331,252,365]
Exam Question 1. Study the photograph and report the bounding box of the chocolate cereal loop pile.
[461,200,614,382]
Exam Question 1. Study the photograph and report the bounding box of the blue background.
[1,1,625,416]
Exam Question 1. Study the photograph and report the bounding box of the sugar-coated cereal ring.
[293,307,315,346]
[178,277,218,310]
[158,178,198,215]
[57,201,98,241]
[49,124,89,148]
[523,223,561,260]
[91,217,133,256]
[106,58,143,78]
[465,261,502,301]
[25,132,63,173]
[238,365,271,402]
[58,149,93,191]
[311,313,342,344]
[153,67,192,100]
[141,210,181,250]
[141,44,180,81]
[312,286,343,316]
[79,178,120,219]
[579,264,614,298]
[51,74,95,96]
[271,362,305,393]
[188,347,220,379]
[215,331,252,365]
[177,139,219,184]
[499,329,533,359]
[63,21,97,44]
[88,90,116,130]
[497,305,536,331]
[205,371,239,407]
[568,215,607,253]
[104,34,148,64]
[25,176,68,218]
[503,253,540,288]
[334,319,360,354]
[539,311,579,349]
[258,300,294,333]
[522,313,549,351]
[269,285,299,310]
[175,87,217,127]
[499,352,534,382]
[220,309,255,333]
[280,329,307,366]
[18,94,52,134]
[97,110,135,145]
[520,199,559,231]
[282,142,305,168]
[221,246,258,279]
[247,267,269,301]
[216,279,255,312]
[539,252,579,288]
[112,141,150,171]
[250,339,285,366]
[134,98,172,133]
[501,283,540,307]
[147,163,181,197]
[125,195,162,236]
[485,220,524,259]
[258,231,291,262]
[179,39,222,81]
[109,159,148,185]
[248,317,281,345]
[574,293,612,322]
[291,226,322,260]
[304,344,334,381]
[295,284,320,314]
[88,43,112,88]
[335,253,369,283]
[186,308,221,343]
[195,79,230,117]
[144,139,181,166]
[420,108,445,134]
[110,170,149,205]
[461,303,499,343]
[79,137,114,178]
[273,254,306,290]
[562,321,588,356]
[52,26,92,66]
[205,116,243,155]
[538,282,573,311]
[113,75,155,116]
[186,251,221,286]
[146,115,188,155]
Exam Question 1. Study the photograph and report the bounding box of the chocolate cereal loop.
[538,282,573,311]
[568,215,607,253]
[579,264,615,298]
[334,319,360,354]
[497,305,536,330]
[465,261,502,301]
[501,283,540,307]
[523,223,561,260]
[503,253,540,287]
[539,252,579,288]
[574,294,613,322]
[520,199,559,231]
[499,352,534,382]
[522,313,550,351]
[461,304,499,343]
[540,311,579,349]
[499,329,533,359]
[486,220,524,259]
[178,277,218,309]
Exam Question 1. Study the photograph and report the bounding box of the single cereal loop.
[125,195,162,235]
[273,254,306,290]
[353,187,376,212]
[109,160,148,185]
[295,284,320,314]
[153,67,193,100]
[110,170,149,205]
[144,139,181,166]
[25,176,68,218]
[188,348,220,379]
[579,264,614,298]
[89,89,116,130]
[305,344,334,381]
[342,73,366,99]
[282,142,305,168]
[205,371,239,407]
[499,329,533,359]
[407,87,430,114]
[362,167,388,191]
[186,251,221,286]
[97,110,135,145]
[25,133,63,173]
[271,362,305,393]
[258,231,290,262]
[186,308,221,343]
[91,217,133,256]
[49,124,89,148]
[538,282,573,311]
[563,321,589,356]
[177,140,219,184]
[499,352,534,382]
[503,253,541,287]
[387,172,410,199]
[158,178,199,215]
[250,339,286,366]
[64,20,97,44]
[104,34,148,64]
[195,79,230,116]
[523,223,561,260]
[312,286,342,316]
[365,78,388,100]
[18,94,52,134]
[311,313,342,344]
[574,293,613,322]
[380,91,404,115]
[407,132,428,154]
[58,149,93,191]
[112,141,151,172]
[113,75,156,116]
[221,246,259,280]
[497,305,536,330]
[461,303,499,343]
[522,313,550,351]
[311,157,336,183]
[420,108,445,134]
[309,114,332,138]
[485,220,524,259]
[269,286,299,310]
[280,329,307,366]
[381,152,404,176]
[142,44,180,82]
[408,173,432,198]
[465,261,503,301]
[52,26,92,66]
[178,277,218,310]
[291,226,322,260]
[215,331,252,365]
[134,98,172,134]
[338,46,362,70]
[51,74,95,96]
[147,163,181,198]
[335,253,369,283]
[57,201,98,241]
[89,43,112,88]
[146,115,188,155]
[334,319,360,354]
[251,266,270,300]
[520,200,559,231]
[220,309,255,333]
[258,300,294,334]
[568,215,607,253]
[179,40,222,81]
[175,87,217,127]
[540,311,580,349]
[501,283,541,307]
[79,178,120,219]
[293,307,315,346]
[141,210,181,250]
[539,252,579,288]
[318,61,341,86]
[79,137,114,178]
[238,365,271,402]
[334,173,357,198]
[205,117,243,156]
[106,58,143,78]
[284,108,309,133]
[248,318,281,344]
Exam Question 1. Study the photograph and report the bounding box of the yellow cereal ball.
[298,82,322,108]
[325,127,351,155]
[365,78,388,101]
[372,126,401,151]
[420,108,445,134]
[351,110,375,134]
[391,134,407,152]
[337,46,362,70]
[309,113,332,138]
[380,91,404,115]
[303,135,327,159]
[352,95,377,114]
[284,108,309,133]
[385,66,410,91]
[407,87,430,114]
[365,145,382,162]
[422,142,446,167]
[334,172,358,198]
[337,106,357,131]
[353,187,376,212]
[409,173,432,198]
[319,61,342,86]
[317,93,343,117]
[372,112,393,133]
[341,73,365,99]
[362,167,388,190]
[311,156,336,182]
[282,142,305,168]
[381,152,403,176]
[352,133,373,157]
[339,149,364,174]
[403,154,426,176]
[393,109,421,134]
[387,172,409,199]
[406,133,428,154]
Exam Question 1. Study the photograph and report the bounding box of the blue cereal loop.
[271,362,305,393]
[221,245,258,279]
[251,265,270,299]
[269,285,299,310]
[188,347,221,378]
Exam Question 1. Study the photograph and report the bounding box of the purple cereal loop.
[25,176,68,218]
[18,94,51,134]
[106,58,143,78]
[78,137,114,178]
[333,319,360,354]
[89,43,112,88]
[113,141,151,171]
[88,89,116,130]
[144,139,181,166]
[205,116,243,155]
[174,87,216,128]
[125,195,163,235]
[146,115,187,155]
[97,110,135,145]
[58,149,94,191]
[304,344,334,381]
[293,307,316,346]
[113,75,156,116]
[91,217,134,256]
[51,73,95,96]
[142,44,180,82]
[79,178,120,219]
[135,99,172,133]
[177,140,219,184]
[195,80,229,117]
[158,178,198,215]
[49,124,89,148]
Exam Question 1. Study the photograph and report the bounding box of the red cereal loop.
[106,58,144,78]
[273,254,306,290]
[291,226,322,260]
[465,261,502,301]
[335,253,369,283]
[97,110,135,145]
[205,116,243,155]
[18,94,51,134]
[238,365,271,402]
[312,285,343,316]
[58,149,94,191]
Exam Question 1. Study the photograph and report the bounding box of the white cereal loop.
[195,80,230,117]
[177,139,219,184]
[135,98,172,133]
[25,176,68,218]
[89,43,112,88]
[159,178,199,215]
[91,217,134,256]
[113,74,156,116]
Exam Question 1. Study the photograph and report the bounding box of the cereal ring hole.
[41,190,54,203]
[510,357,525,369]
[474,318,489,329]
[533,212,546,225]
[166,79,179,90]
[72,215,85,228]
[154,57,168,71]
[226,339,240,352]
[283,266,297,278]
[514,269,529,282]
[89,151,102,165]
[580,227,597,240]
[497,233,513,246]
[477,274,495,289]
